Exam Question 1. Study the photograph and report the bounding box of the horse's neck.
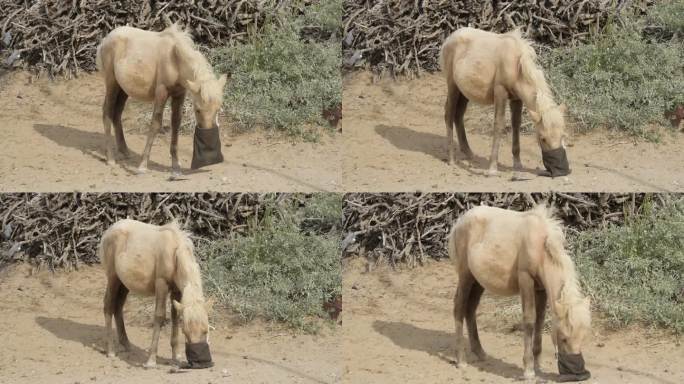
[540,261,569,307]
[173,250,202,293]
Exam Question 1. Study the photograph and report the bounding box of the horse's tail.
[95,41,103,72]
[439,31,459,79]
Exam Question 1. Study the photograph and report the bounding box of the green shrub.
[647,0,684,39]
[199,194,341,332]
[572,198,684,333]
[544,4,684,139]
[211,2,341,141]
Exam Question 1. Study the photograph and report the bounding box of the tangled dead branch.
[0,0,325,77]
[0,193,311,269]
[342,192,666,266]
[343,0,655,76]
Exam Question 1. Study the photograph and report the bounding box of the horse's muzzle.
[183,342,214,369]
[541,147,571,177]
[557,352,590,382]
[191,126,224,170]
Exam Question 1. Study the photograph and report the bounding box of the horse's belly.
[468,244,518,296]
[113,57,156,101]
[114,251,156,295]
[453,58,495,104]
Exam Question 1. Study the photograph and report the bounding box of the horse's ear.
[528,109,542,123]
[173,300,183,312]
[218,73,228,89]
[186,80,201,94]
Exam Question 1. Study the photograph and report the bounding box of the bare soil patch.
[0,264,340,384]
[342,72,684,192]
[342,258,683,383]
[0,71,341,192]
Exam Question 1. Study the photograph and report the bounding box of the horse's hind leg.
[103,276,121,357]
[519,271,537,379]
[510,99,523,173]
[466,281,486,360]
[102,82,121,165]
[170,288,182,362]
[169,93,185,177]
[113,90,130,158]
[454,91,472,159]
[533,287,547,373]
[114,283,130,351]
[137,86,169,174]
[453,271,475,367]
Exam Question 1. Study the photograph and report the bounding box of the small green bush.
[211,2,341,141]
[544,3,684,139]
[573,198,684,333]
[200,194,341,332]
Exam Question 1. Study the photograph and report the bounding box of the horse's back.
[455,206,534,295]
[101,219,175,295]
[442,28,527,104]
[99,26,174,100]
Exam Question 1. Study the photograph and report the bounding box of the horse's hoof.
[523,369,536,380]
[456,361,468,369]
[106,351,116,358]
[143,361,157,369]
[136,167,148,175]
[474,351,487,361]
[107,159,116,166]
[485,169,498,177]
[170,170,182,180]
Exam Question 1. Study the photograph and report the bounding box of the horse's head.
[186,74,229,130]
[551,293,591,355]
[529,103,571,176]
[172,287,213,344]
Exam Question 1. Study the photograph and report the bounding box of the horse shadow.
[374,125,539,177]
[33,123,171,174]
[371,320,557,382]
[35,316,173,367]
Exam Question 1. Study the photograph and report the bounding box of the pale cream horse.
[440,28,570,177]
[99,219,212,368]
[447,205,591,380]
[96,24,227,175]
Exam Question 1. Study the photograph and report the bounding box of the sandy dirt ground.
[342,72,684,192]
[0,264,340,384]
[0,71,341,192]
[342,258,683,384]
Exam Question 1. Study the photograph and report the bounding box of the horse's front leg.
[519,272,537,379]
[143,279,169,369]
[487,87,507,176]
[169,93,185,178]
[170,289,182,363]
[137,86,169,174]
[510,99,523,173]
[533,288,547,373]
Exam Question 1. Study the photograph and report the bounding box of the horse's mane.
[161,219,208,322]
[529,204,591,331]
[161,24,220,102]
[506,29,564,129]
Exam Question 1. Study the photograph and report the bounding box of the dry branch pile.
[342,193,666,266]
[0,193,301,269]
[343,0,654,75]
[0,0,320,77]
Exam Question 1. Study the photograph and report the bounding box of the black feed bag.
[541,146,571,177]
[191,126,224,170]
[183,342,214,369]
[557,352,590,382]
